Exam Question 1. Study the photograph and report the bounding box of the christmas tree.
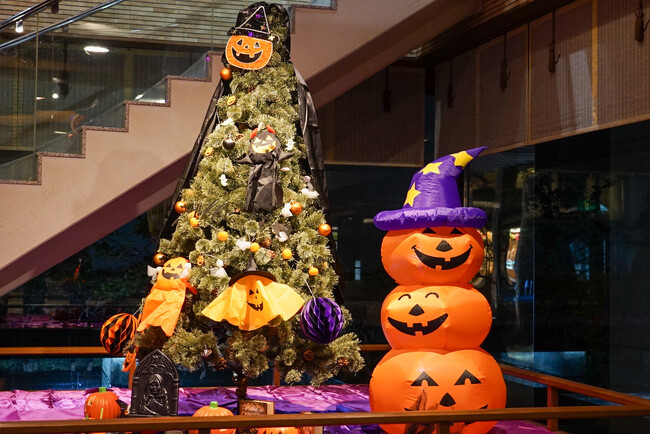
[132,2,363,399]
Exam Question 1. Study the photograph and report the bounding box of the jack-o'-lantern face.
[225,35,273,70]
[381,285,492,350]
[251,130,279,154]
[370,349,506,434]
[156,257,191,291]
[247,287,263,311]
[381,227,484,286]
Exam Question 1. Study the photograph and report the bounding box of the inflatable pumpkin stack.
[369,147,506,434]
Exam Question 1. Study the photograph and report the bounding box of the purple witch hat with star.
[374,147,487,231]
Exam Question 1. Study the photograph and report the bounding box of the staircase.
[0,0,481,296]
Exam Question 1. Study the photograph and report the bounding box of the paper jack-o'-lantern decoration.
[138,257,196,337]
[381,285,492,350]
[202,260,303,331]
[370,349,506,434]
[225,5,274,70]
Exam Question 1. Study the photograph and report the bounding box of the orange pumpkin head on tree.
[225,5,276,70]
[374,148,488,286]
[381,284,492,350]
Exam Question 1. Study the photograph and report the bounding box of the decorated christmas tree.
[131,2,363,399]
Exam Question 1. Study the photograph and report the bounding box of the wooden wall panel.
[477,26,527,149]
[318,67,424,166]
[435,0,650,156]
[435,49,477,157]
[598,0,650,125]
[529,1,593,140]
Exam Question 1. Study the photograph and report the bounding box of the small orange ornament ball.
[308,267,319,276]
[189,215,200,227]
[290,202,303,215]
[220,67,233,81]
[250,242,260,253]
[174,200,187,213]
[318,223,332,236]
[217,231,229,241]
[197,255,205,266]
[282,249,293,260]
[153,253,167,266]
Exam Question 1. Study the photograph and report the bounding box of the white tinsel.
[210,260,228,278]
[147,265,161,278]
[277,231,289,242]
[301,188,319,199]
[286,138,295,151]
[281,203,293,218]
[236,238,252,250]
[220,174,228,186]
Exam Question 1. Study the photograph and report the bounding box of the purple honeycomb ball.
[300,297,344,344]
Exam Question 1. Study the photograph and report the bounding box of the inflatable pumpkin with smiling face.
[381,226,485,286]
[380,284,492,350]
[374,147,488,286]
[370,348,506,434]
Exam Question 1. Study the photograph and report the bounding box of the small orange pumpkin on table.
[257,427,300,434]
[84,387,122,419]
[188,401,235,434]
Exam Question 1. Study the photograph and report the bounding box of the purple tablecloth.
[0,385,554,433]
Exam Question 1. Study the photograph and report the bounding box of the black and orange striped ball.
[100,313,138,356]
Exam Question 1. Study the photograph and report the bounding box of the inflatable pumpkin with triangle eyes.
[370,349,506,434]
[381,226,485,286]
[380,284,492,350]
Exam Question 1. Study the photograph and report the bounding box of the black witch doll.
[238,124,294,212]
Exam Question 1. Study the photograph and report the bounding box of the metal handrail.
[0,0,127,51]
[0,405,649,434]
[0,0,63,33]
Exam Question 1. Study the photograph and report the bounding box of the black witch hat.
[229,2,291,59]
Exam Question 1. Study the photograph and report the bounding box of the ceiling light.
[52,93,59,99]
[84,45,109,55]
[15,20,24,33]
[35,96,45,100]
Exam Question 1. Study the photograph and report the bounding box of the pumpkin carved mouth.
[231,47,263,64]
[162,271,180,279]
[247,301,263,311]
[387,313,448,336]
[411,245,472,270]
